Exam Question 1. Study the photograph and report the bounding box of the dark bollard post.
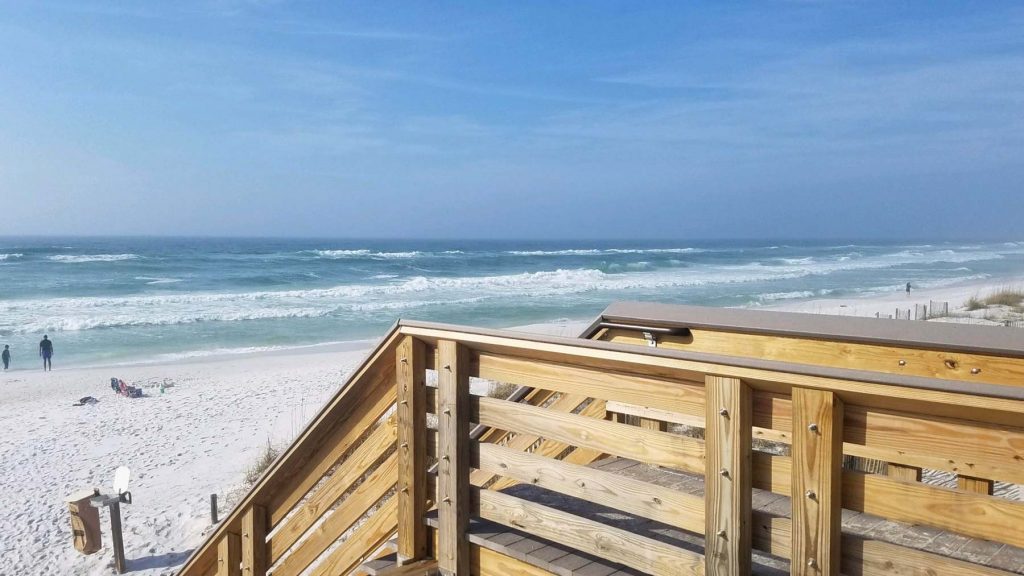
[109,500,126,574]
[210,494,218,524]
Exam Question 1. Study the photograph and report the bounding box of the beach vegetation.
[245,439,281,486]
[965,295,985,310]
[982,288,1024,310]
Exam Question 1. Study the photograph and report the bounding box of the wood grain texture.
[474,395,706,473]
[310,496,398,576]
[270,417,397,560]
[437,340,469,576]
[217,533,241,576]
[475,441,704,532]
[272,456,397,576]
[476,351,705,415]
[704,375,752,576]
[397,336,428,564]
[241,506,267,576]
[956,474,994,495]
[791,388,843,576]
[843,469,1024,548]
[601,327,1024,387]
[476,488,705,576]
[886,463,922,482]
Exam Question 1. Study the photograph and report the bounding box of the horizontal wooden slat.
[271,417,397,560]
[843,469,1024,549]
[605,400,704,427]
[476,352,705,415]
[476,488,705,576]
[474,396,705,473]
[754,451,1024,549]
[754,392,1024,484]
[273,456,397,576]
[474,441,704,533]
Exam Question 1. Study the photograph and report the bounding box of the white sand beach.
[1,278,1021,575]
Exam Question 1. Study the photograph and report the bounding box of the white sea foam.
[507,248,702,256]
[135,276,184,285]
[48,254,139,263]
[0,253,23,261]
[311,249,422,259]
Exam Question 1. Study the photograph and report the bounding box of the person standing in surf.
[39,335,53,371]
[2,345,10,371]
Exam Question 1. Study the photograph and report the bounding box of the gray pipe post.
[210,494,218,524]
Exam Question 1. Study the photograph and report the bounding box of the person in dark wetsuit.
[39,335,53,371]
[2,345,10,371]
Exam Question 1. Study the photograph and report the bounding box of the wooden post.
[109,500,127,574]
[241,506,267,576]
[397,336,428,564]
[217,532,241,576]
[791,388,843,576]
[704,375,752,575]
[437,340,469,576]
[887,463,922,482]
[210,494,218,524]
[957,475,994,495]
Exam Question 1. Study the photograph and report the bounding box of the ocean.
[1,237,1022,368]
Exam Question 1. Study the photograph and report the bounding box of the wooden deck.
[175,304,1024,576]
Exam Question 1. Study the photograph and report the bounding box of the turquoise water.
[1,237,1022,368]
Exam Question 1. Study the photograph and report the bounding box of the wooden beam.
[437,340,469,576]
[791,388,843,576]
[312,496,399,576]
[474,441,704,532]
[217,533,241,576]
[473,395,706,473]
[270,418,397,560]
[476,488,703,576]
[272,456,397,575]
[397,336,428,564]
[957,474,994,496]
[241,506,267,576]
[369,559,439,576]
[704,375,752,575]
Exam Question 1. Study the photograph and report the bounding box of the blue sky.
[1,1,1022,239]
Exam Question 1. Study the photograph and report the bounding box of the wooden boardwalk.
[176,304,1024,576]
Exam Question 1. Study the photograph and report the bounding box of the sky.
[0,1,1022,240]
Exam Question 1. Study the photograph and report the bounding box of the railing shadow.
[129,548,195,571]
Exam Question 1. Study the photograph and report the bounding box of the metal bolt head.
[898,359,906,366]
[807,423,819,433]
[719,468,729,478]
[400,357,408,364]
[718,408,729,417]
[717,529,727,539]
[805,489,816,500]
[971,368,981,374]
[807,558,818,568]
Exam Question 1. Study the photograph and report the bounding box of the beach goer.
[2,345,10,371]
[906,282,911,294]
[39,335,53,371]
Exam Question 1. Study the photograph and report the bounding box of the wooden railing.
[179,317,1024,576]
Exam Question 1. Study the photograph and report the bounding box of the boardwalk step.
[356,555,439,576]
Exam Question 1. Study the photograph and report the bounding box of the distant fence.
[875,301,1023,328]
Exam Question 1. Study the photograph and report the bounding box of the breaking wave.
[49,254,140,263]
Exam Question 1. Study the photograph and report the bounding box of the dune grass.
[245,439,281,486]
[965,287,1024,312]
